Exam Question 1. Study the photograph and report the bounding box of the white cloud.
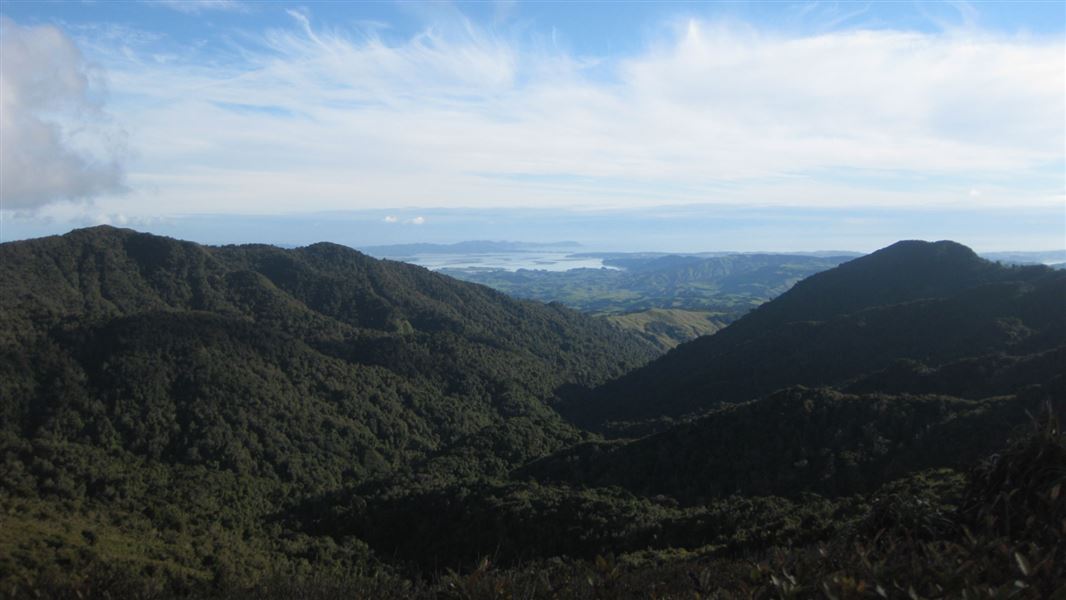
[382,215,425,225]
[38,13,1065,218]
[0,17,126,210]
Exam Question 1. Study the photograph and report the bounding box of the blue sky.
[1,1,1063,251]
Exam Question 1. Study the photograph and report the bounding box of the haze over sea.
[381,252,613,272]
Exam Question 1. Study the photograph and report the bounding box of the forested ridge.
[561,240,1065,433]
[1,229,1064,598]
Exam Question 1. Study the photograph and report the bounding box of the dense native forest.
[1,227,1064,598]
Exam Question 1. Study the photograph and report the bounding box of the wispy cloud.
[7,9,1064,219]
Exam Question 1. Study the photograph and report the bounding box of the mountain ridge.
[0,226,658,486]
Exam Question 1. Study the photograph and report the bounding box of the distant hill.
[445,253,852,316]
[560,241,1066,433]
[981,250,1066,265]
[570,250,865,260]
[360,240,581,257]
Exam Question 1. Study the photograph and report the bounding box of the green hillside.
[2,230,1064,599]
[525,386,1056,501]
[0,227,658,592]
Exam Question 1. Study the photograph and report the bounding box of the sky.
[1,0,1064,252]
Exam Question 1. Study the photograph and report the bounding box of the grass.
[606,309,727,350]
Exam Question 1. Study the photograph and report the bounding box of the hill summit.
[561,239,1064,432]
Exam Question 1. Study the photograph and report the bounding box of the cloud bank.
[8,10,1065,218]
[0,17,126,210]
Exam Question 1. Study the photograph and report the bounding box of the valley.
[1,228,1063,598]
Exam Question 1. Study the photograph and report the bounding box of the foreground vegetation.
[5,414,1063,598]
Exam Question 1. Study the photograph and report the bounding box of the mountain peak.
[737,239,998,328]
[863,239,981,266]
[61,224,138,240]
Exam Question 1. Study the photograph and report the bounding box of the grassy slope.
[606,308,727,350]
